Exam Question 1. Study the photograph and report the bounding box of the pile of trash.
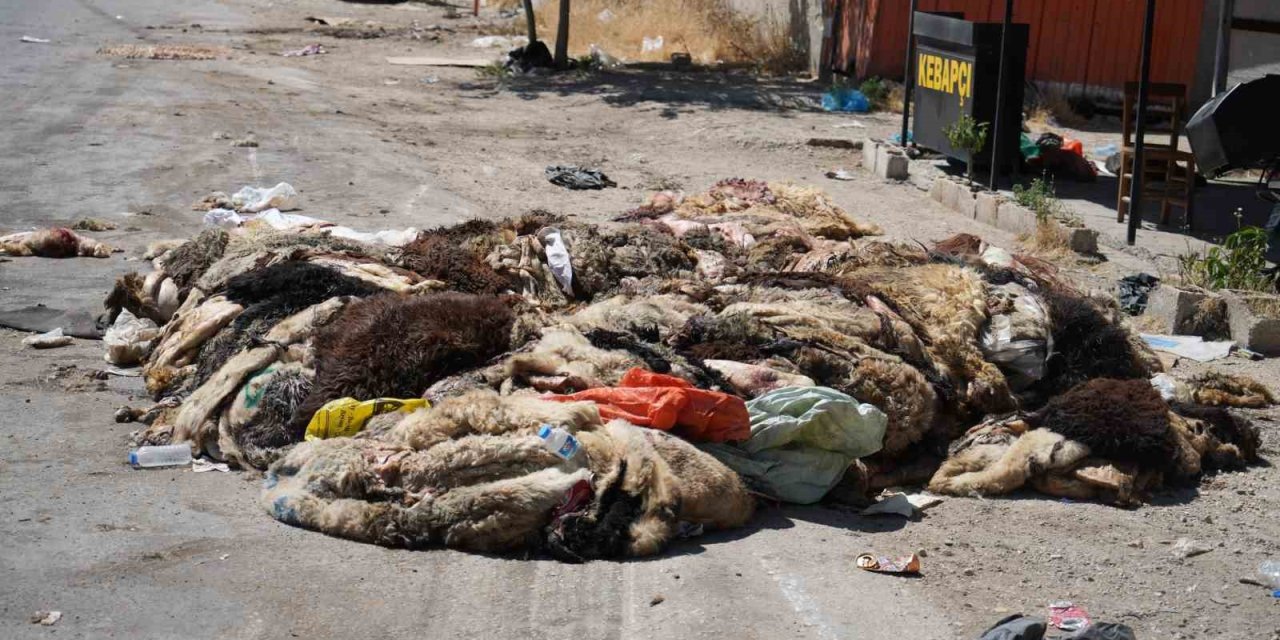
[100,178,1270,560]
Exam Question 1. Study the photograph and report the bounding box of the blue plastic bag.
[821,88,870,113]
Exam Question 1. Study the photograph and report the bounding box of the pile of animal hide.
[105,180,1271,560]
[1,228,116,258]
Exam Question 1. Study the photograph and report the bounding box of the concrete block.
[933,178,959,210]
[862,141,879,175]
[876,147,909,180]
[975,192,1001,226]
[1224,291,1280,356]
[1067,227,1098,254]
[929,176,949,205]
[997,202,1038,235]
[1144,285,1207,334]
[956,189,977,218]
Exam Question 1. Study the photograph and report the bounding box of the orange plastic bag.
[545,368,749,443]
[1062,136,1084,157]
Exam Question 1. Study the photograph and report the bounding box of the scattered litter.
[193,458,231,473]
[855,553,921,575]
[597,9,616,23]
[1149,373,1191,403]
[281,43,326,57]
[641,36,665,53]
[587,44,621,69]
[104,309,161,366]
[549,368,749,443]
[540,228,575,295]
[822,88,870,113]
[105,366,142,377]
[386,56,492,67]
[1141,334,1233,362]
[833,120,868,129]
[470,35,527,48]
[1171,537,1213,559]
[703,387,885,504]
[30,611,61,626]
[1093,159,1116,178]
[1117,273,1159,315]
[23,328,73,349]
[219,553,230,560]
[129,444,192,469]
[304,16,355,26]
[1256,560,1280,594]
[649,594,665,606]
[231,135,259,148]
[978,615,1046,640]
[383,78,401,85]
[825,169,857,181]
[304,397,427,441]
[537,425,581,460]
[806,138,862,150]
[545,165,617,190]
[21,36,51,44]
[98,44,226,60]
[1065,623,1136,639]
[231,182,298,213]
[421,75,439,84]
[71,218,118,231]
[861,493,918,517]
[1093,143,1118,158]
[1048,601,1091,631]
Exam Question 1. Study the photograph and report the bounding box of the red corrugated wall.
[834,0,1205,93]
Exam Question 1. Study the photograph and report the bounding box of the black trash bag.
[977,615,1047,640]
[506,40,554,73]
[546,165,617,190]
[1066,623,1137,640]
[1117,272,1160,315]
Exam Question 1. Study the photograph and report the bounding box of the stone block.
[1223,291,1280,356]
[1067,228,1098,254]
[862,140,879,175]
[956,189,977,218]
[876,147,909,180]
[1144,285,1207,334]
[975,192,1001,226]
[997,202,1038,235]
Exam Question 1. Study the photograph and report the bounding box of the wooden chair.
[1116,82,1197,229]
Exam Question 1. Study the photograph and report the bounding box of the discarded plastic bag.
[856,553,921,574]
[641,36,664,53]
[204,208,246,228]
[103,309,161,365]
[305,397,428,441]
[1140,334,1233,362]
[982,285,1052,389]
[821,88,870,113]
[1149,373,1191,403]
[539,227,574,295]
[231,183,298,213]
[545,165,616,190]
[23,328,72,349]
[546,368,749,443]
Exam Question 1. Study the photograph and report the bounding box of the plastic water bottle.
[1260,560,1280,597]
[537,425,580,460]
[129,444,193,468]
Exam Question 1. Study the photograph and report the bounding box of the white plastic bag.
[23,328,73,349]
[230,183,298,213]
[540,228,574,296]
[104,309,161,365]
[641,36,665,53]
[203,208,245,228]
[1150,373,1192,403]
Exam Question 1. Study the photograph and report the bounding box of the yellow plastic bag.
[304,397,428,441]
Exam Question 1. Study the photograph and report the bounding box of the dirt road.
[1,1,1277,639]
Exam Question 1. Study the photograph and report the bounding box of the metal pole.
[900,0,919,148]
[1213,0,1234,96]
[1127,0,1158,245]
[989,0,1015,191]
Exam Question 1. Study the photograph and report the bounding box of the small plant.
[1178,210,1278,293]
[475,61,511,83]
[859,76,888,109]
[1013,176,1062,221]
[943,114,989,185]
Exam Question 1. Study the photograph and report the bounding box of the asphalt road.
[0,1,956,638]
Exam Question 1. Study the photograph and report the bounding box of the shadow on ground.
[462,69,823,116]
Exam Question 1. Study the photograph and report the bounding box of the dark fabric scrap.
[977,615,1047,640]
[1117,273,1160,315]
[1066,623,1137,640]
[546,165,617,190]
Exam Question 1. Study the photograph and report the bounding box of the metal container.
[911,12,1028,173]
